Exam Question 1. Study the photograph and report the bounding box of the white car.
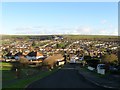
[70,57,76,64]
[97,64,105,70]
[97,64,106,75]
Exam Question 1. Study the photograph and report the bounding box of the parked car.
[108,65,120,74]
[70,57,76,64]
[97,64,105,70]
[97,64,106,75]
[109,66,118,72]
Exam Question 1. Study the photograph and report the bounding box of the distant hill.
[1,34,119,42]
[62,35,119,42]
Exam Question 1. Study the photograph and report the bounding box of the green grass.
[0,62,13,70]
[63,35,118,41]
[2,68,58,89]
[2,70,15,81]
[1,62,59,89]
[85,67,119,77]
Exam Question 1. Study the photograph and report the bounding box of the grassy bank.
[80,66,108,78]
[1,62,59,89]
[1,62,12,70]
[80,66,120,79]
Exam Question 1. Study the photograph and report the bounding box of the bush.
[101,54,118,65]
[84,55,91,60]
[19,56,29,68]
[85,59,100,68]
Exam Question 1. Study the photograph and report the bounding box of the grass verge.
[1,62,59,90]
[3,68,58,89]
[80,66,107,78]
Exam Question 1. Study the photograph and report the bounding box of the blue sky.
[2,2,118,35]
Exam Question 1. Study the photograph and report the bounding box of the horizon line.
[0,34,119,36]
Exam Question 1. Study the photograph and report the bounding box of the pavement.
[77,66,120,89]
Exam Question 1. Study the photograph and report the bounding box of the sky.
[1,2,118,35]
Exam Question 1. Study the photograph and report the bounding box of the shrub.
[101,54,118,65]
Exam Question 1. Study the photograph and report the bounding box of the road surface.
[27,64,103,88]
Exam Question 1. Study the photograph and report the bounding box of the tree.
[117,47,120,65]
[16,56,29,78]
[32,41,36,47]
[84,55,91,60]
[56,43,66,49]
[43,54,64,70]
[19,56,29,68]
[101,54,118,65]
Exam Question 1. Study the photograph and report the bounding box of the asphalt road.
[27,64,103,88]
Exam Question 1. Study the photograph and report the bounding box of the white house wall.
[26,56,44,60]
[15,56,20,60]
[36,56,44,59]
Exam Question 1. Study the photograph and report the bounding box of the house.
[111,47,117,50]
[26,51,44,60]
[43,54,65,69]
[5,52,13,59]
[45,46,52,52]
[14,52,23,60]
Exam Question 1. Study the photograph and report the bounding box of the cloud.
[111,29,118,35]
[108,28,118,36]
[98,28,118,36]
[75,26,93,35]
[112,31,118,35]
[98,30,108,35]
[15,26,74,35]
[15,26,49,35]
[14,25,118,36]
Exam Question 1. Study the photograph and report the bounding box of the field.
[63,35,118,41]
[1,34,118,39]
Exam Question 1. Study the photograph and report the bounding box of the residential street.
[26,64,103,88]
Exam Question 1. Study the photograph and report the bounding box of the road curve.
[26,64,103,88]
